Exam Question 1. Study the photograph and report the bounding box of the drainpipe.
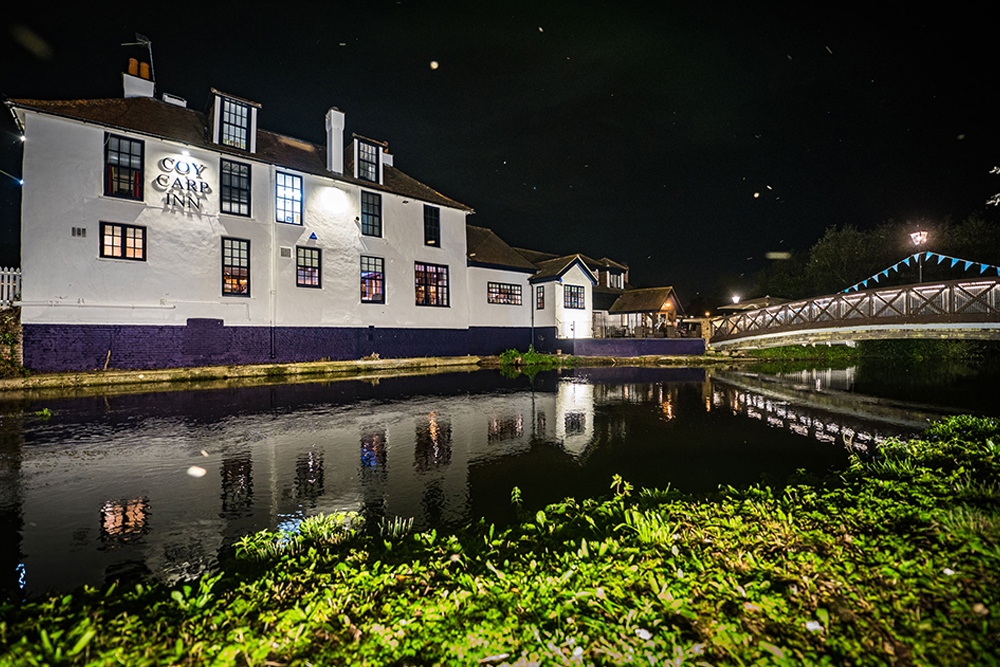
[269,168,277,359]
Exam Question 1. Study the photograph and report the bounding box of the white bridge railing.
[712,279,1000,344]
[0,267,20,308]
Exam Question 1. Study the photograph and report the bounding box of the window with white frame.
[415,262,449,307]
[361,191,382,237]
[564,284,585,309]
[220,98,250,150]
[536,285,545,309]
[488,282,522,305]
[361,256,385,303]
[276,172,303,224]
[296,247,321,288]
[100,222,146,261]
[220,159,251,216]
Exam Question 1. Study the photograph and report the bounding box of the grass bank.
[2,416,998,666]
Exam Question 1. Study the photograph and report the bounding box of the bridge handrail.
[711,279,1000,342]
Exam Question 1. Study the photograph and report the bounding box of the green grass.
[2,416,998,666]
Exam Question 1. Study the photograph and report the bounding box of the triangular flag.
[925,252,932,260]
[903,257,911,267]
[964,261,973,270]
[882,270,889,277]
[951,258,959,268]
[891,263,899,272]
[981,264,989,274]
[936,254,945,264]
[873,274,880,283]
[863,279,869,287]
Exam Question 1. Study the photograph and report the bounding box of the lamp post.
[910,230,928,283]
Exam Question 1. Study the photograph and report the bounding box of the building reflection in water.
[7,366,937,596]
[415,412,452,472]
[99,497,149,546]
[220,455,253,516]
[294,449,325,506]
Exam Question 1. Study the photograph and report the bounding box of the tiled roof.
[529,255,598,284]
[608,287,677,314]
[8,96,472,211]
[514,247,627,273]
[466,225,538,272]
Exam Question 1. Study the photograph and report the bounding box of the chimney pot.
[128,58,139,76]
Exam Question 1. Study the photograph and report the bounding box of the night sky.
[2,3,996,304]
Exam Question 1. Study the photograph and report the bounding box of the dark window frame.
[361,255,385,304]
[536,285,545,310]
[423,205,441,247]
[220,98,251,150]
[487,282,522,305]
[564,284,585,309]
[99,222,146,261]
[361,191,382,237]
[220,158,251,217]
[276,171,303,225]
[104,133,144,201]
[222,237,251,297]
[357,140,381,183]
[296,246,322,288]
[414,261,449,307]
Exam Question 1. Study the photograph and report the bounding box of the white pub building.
[7,59,599,372]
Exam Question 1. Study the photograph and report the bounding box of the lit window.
[488,282,522,305]
[220,159,251,216]
[296,247,321,288]
[276,172,303,224]
[104,133,144,200]
[415,262,449,307]
[424,205,440,246]
[361,255,385,303]
[361,191,382,237]
[536,285,545,309]
[100,222,146,261]
[564,284,585,309]
[357,140,380,182]
[221,98,250,150]
[222,237,250,296]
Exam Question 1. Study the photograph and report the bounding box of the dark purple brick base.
[22,322,550,372]
[569,337,706,357]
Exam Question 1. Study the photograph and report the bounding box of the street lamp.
[910,230,928,282]
[910,230,928,283]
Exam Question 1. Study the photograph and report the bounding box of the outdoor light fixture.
[910,230,929,282]
[731,295,741,304]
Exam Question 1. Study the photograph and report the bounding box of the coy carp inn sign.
[154,156,211,210]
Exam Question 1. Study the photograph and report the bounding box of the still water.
[1,362,995,597]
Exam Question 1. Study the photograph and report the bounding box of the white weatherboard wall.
[466,266,533,328]
[554,264,594,339]
[18,110,471,332]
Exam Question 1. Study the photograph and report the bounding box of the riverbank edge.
[0,353,749,394]
[1,415,997,666]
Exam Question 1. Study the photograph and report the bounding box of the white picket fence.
[0,267,21,308]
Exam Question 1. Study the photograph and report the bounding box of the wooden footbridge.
[710,279,1000,350]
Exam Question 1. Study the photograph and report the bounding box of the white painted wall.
[18,110,472,331]
[466,266,533,328]
[552,264,594,338]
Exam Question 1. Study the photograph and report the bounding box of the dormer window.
[211,89,259,153]
[357,140,380,183]
[221,98,250,150]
